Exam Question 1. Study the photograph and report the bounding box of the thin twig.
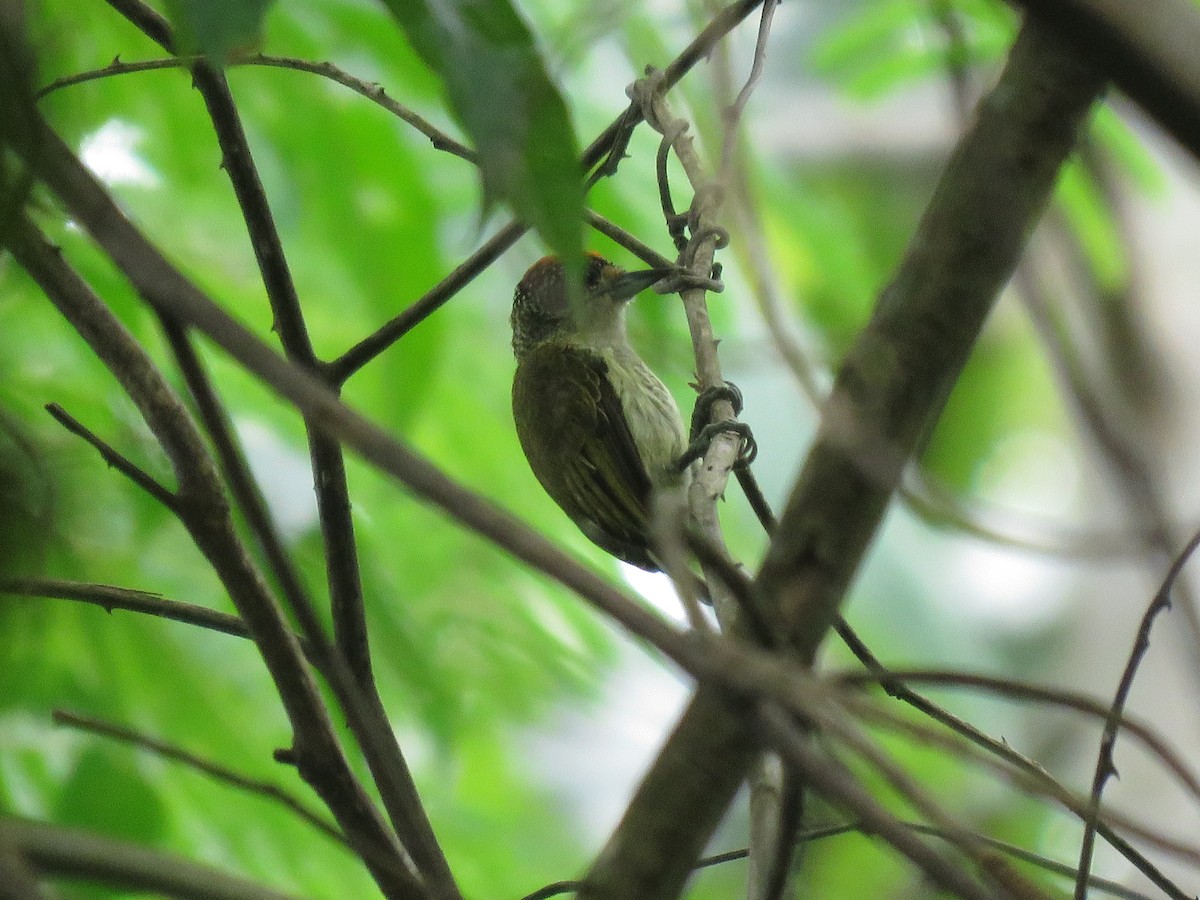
[1075,524,1200,898]
[585,210,675,269]
[53,710,347,845]
[760,708,1000,900]
[838,667,1200,806]
[719,0,780,174]
[4,576,251,637]
[329,220,524,383]
[518,819,1151,900]
[44,402,176,510]
[246,55,475,161]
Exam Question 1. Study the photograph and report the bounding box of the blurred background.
[4,0,1200,896]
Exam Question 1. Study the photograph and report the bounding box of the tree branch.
[0,816,305,900]
[43,402,176,510]
[1012,0,1200,160]
[53,709,347,846]
[580,20,1105,899]
[3,217,421,899]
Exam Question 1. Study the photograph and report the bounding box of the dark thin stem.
[247,55,475,161]
[585,211,674,269]
[684,530,774,646]
[37,54,473,162]
[1075,524,1200,899]
[735,467,776,532]
[156,322,325,648]
[760,709,998,900]
[0,816,304,900]
[4,576,252,639]
[53,710,347,845]
[836,667,1200,807]
[329,219,524,383]
[44,402,176,510]
[37,56,194,97]
[655,134,686,253]
[832,625,1189,899]
[754,418,1197,895]
[99,0,457,888]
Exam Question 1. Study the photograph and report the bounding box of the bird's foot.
[677,382,756,471]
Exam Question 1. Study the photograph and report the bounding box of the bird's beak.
[604,268,677,302]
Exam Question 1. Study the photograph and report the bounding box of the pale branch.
[0,817,305,900]
[719,0,780,175]
[623,67,790,900]
[53,710,347,846]
[581,20,1106,900]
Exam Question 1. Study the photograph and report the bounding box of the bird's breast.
[599,347,686,486]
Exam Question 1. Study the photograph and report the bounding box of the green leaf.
[162,0,276,60]
[378,0,584,280]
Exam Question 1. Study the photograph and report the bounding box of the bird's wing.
[513,343,657,569]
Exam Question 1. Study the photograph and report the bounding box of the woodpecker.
[511,251,686,570]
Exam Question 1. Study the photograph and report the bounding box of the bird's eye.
[583,254,609,290]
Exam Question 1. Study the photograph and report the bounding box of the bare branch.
[1012,0,1200,161]
[43,402,176,510]
[759,708,999,900]
[2,576,254,640]
[0,816,305,900]
[53,710,347,846]
[1075,525,1200,897]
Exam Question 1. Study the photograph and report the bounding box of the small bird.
[511,251,686,570]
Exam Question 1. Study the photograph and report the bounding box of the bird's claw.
[678,381,756,472]
[676,421,757,472]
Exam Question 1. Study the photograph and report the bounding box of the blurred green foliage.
[0,0,1161,897]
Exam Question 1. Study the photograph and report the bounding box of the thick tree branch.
[580,20,1105,899]
[1012,0,1200,160]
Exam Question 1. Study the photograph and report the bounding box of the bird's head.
[510,251,673,358]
